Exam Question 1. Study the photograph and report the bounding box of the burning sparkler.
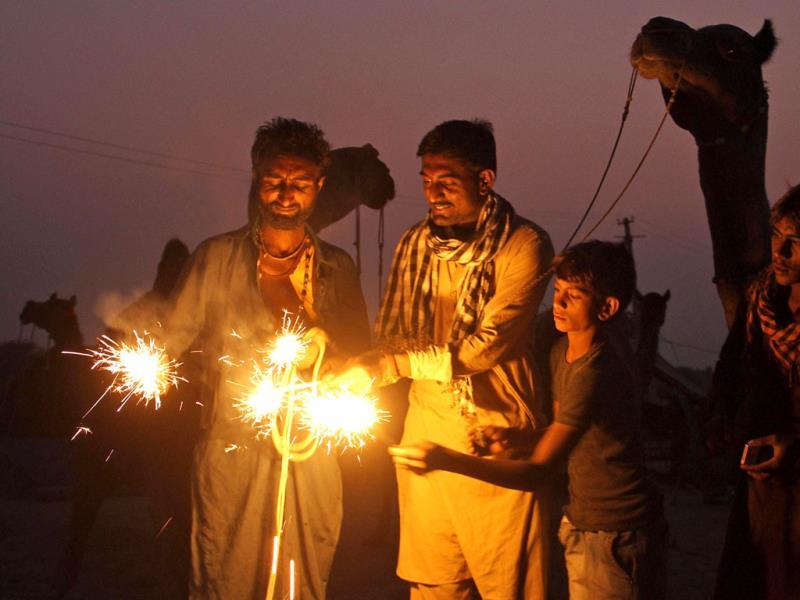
[301,385,388,452]
[226,313,389,600]
[67,331,184,418]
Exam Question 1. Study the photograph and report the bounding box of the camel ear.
[753,20,776,64]
[664,289,671,301]
[49,292,57,300]
[69,295,77,307]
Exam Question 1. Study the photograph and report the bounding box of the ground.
[1,439,730,600]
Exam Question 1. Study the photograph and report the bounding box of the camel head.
[635,288,671,329]
[20,293,83,348]
[307,144,395,232]
[630,17,776,141]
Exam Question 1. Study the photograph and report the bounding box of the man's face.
[552,277,601,334]
[420,153,488,227]
[253,155,325,230]
[771,217,800,286]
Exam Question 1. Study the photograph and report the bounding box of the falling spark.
[156,517,173,539]
[225,443,245,453]
[105,449,114,462]
[88,332,184,412]
[290,559,296,600]
[71,425,92,441]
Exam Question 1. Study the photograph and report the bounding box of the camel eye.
[716,39,741,61]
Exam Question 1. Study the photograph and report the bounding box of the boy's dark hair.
[417,119,497,173]
[250,117,332,173]
[770,183,800,226]
[554,241,637,315]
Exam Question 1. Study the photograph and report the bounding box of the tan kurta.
[396,217,554,600]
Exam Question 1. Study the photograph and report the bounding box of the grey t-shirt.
[552,334,662,531]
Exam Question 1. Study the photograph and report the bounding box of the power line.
[0,118,246,173]
[0,132,246,182]
[660,336,719,355]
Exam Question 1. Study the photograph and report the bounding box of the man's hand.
[327,350,398,390]
[388,442,448,473]
[740,433,797,480]
[296,327,330,372]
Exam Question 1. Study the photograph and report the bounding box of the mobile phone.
[740,443,773,466]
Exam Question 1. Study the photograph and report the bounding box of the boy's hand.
[740,433,797,480]
[481,425,539,459]
[389,442,447,473]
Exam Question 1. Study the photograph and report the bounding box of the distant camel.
[631,17,776,326]
[308,144,395,232]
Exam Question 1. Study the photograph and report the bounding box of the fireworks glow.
[301,386,388,451]
[235,365,284,435]
[89,332,184,411]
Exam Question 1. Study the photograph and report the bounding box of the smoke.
[93,286,149,330]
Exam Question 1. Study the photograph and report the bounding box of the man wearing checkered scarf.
[341,120,554,599]
[710,183,800,600]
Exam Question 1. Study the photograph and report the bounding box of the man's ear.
[251,167,259,182]
[478,169,496,195]
[317,175,326,190]
[597,296,621,322]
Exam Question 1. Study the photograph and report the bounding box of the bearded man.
[339,120,554,600]
[161,117,369,599]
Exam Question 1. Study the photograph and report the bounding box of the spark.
[71,425,92,441]
[225,443,244,453]
[266,313,308,368]
[89,332,184,412]
[236,364,285,436]
[301,385,388,451]
[105,449,114,462]
[156,517,173,539]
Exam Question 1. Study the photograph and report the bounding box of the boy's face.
[771,217,800,286]
[552,277,601,333]
[552,277,621,334]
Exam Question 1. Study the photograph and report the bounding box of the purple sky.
[1,2,799,368]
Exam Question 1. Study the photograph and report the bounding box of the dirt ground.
[1,439,730,600]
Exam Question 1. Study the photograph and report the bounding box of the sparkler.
[72,331,184,416]
[229,313,389,600]
[301,385,388,452]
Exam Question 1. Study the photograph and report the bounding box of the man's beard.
[259,202,313,230]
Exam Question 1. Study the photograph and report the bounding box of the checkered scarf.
[375,193,514,424]
[376,192,513,344]
[747,267,800,384]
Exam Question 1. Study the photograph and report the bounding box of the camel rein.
[529,61,686,292]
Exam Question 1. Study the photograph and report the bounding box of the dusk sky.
[1,1,799,369]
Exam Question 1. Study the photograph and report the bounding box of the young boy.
[390,240,667,600]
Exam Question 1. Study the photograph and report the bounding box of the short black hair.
[417,119,497,173]
[770,183,800,226]
[554,240,636,315]
[250,117,331,173]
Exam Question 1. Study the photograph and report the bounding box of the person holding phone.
[708,184,800,600]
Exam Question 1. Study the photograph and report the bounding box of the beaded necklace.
[256,233,313,317]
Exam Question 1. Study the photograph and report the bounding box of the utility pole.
[616,216,644,258]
